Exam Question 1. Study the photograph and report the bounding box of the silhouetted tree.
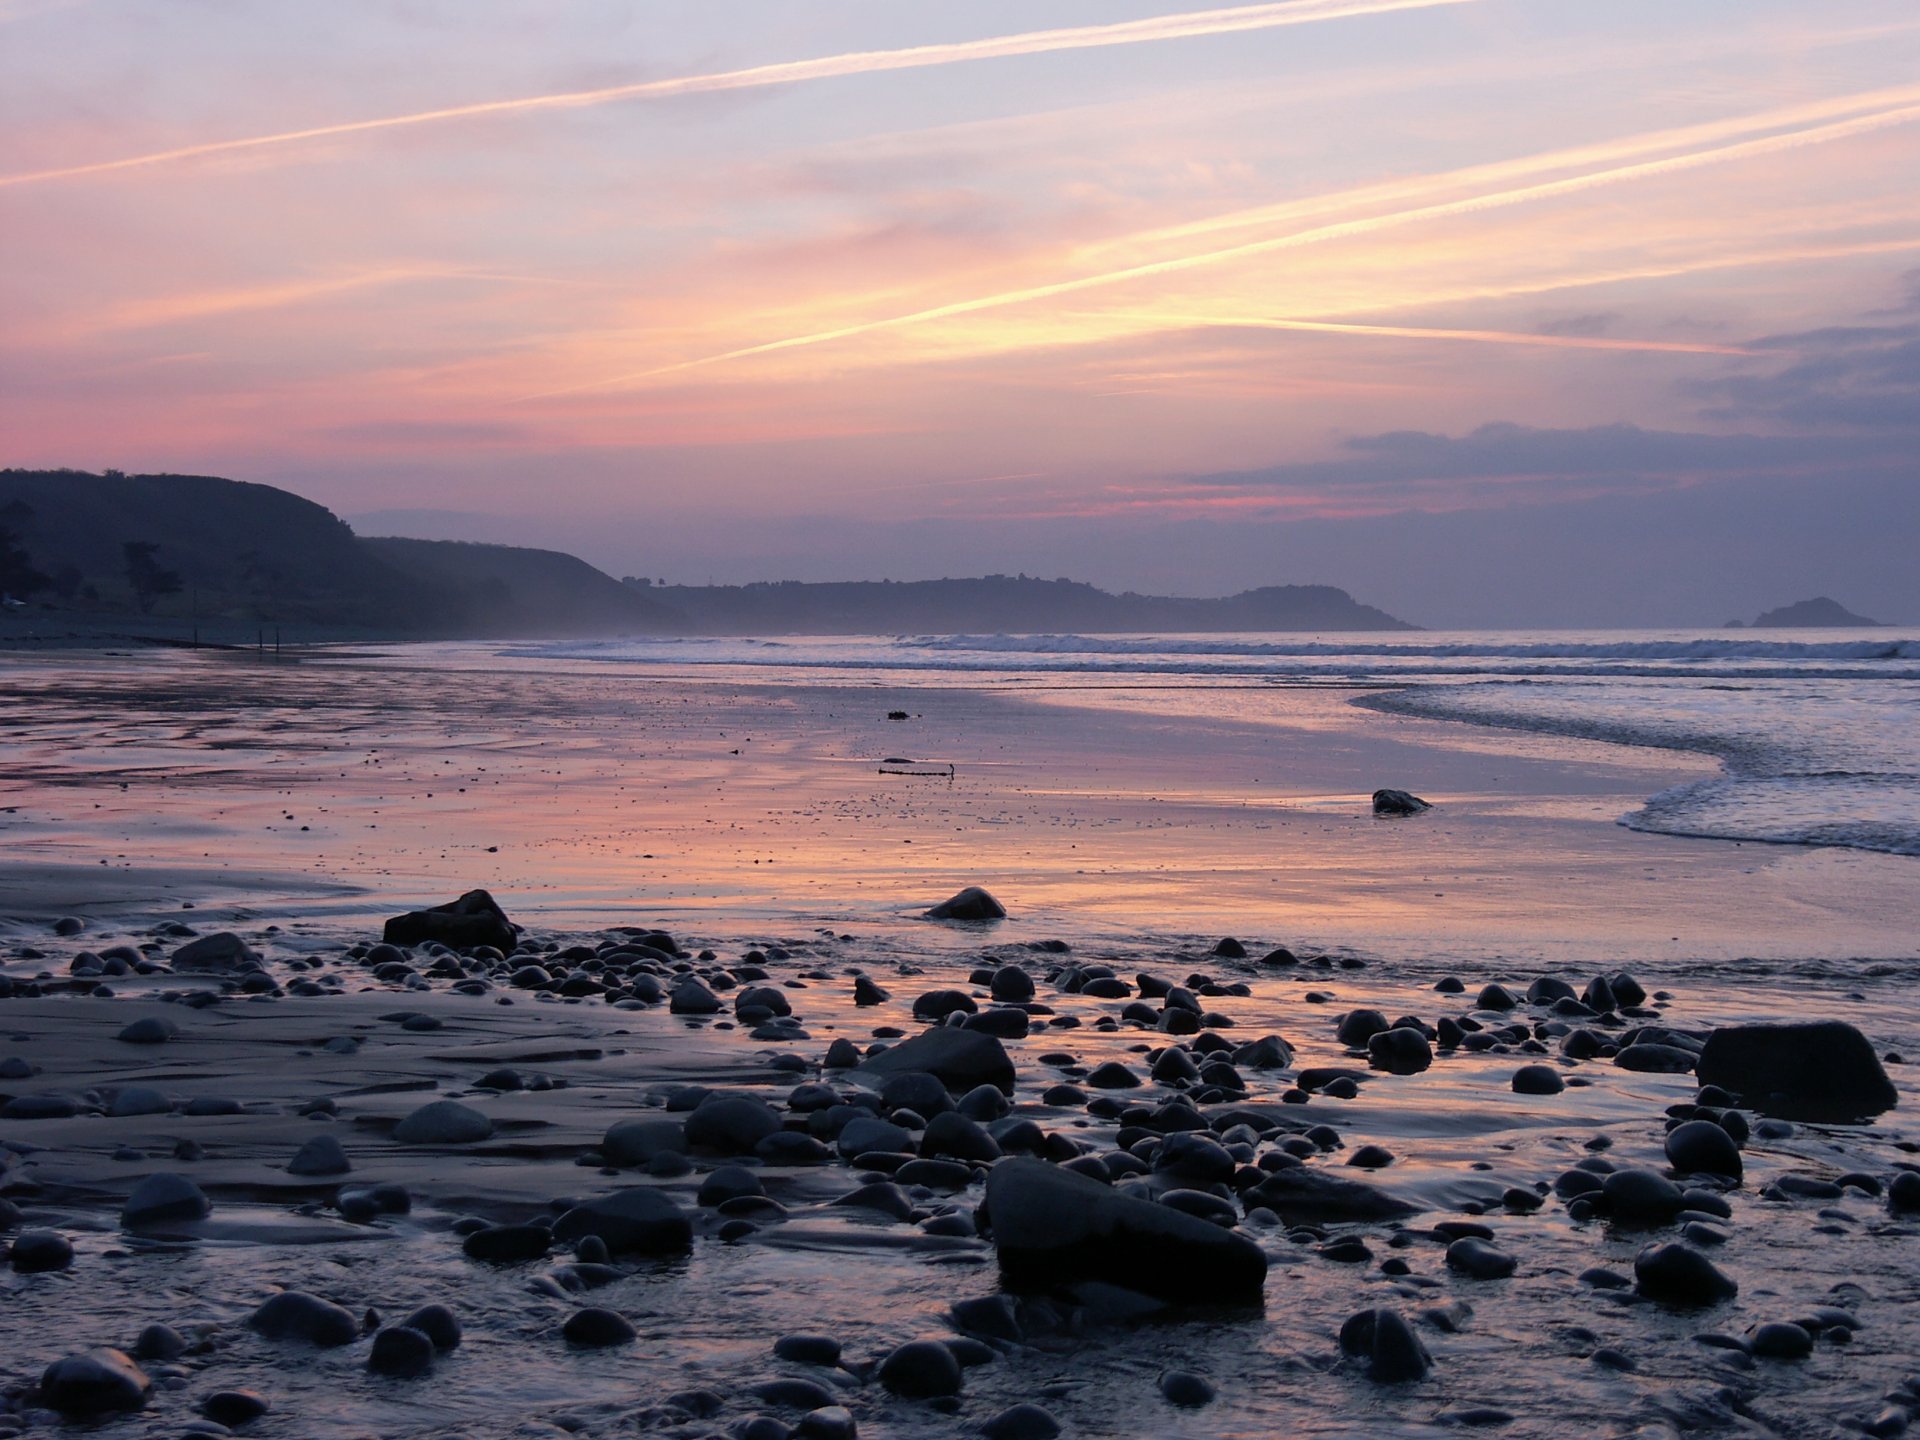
[122,540,183,614]
[0,501,50,601]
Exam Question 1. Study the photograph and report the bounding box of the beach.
[3,639,1919,1439]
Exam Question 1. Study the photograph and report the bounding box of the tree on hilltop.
[0,501,51,601]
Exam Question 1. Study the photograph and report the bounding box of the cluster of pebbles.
[2,888,1917,1439]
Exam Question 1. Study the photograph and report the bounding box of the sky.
[3,0,1918,626]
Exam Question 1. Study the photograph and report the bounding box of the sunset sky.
[4,0,1917,624]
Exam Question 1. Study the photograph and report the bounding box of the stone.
[1245,1167,1421,1223]
[1512,1064,1565,1095]
[1665,1120,1742,1179]
[853,1027,1016,1093]
[249,1290,360,1346]
[116,1017,177,1044]
[171,931,259,972]
[1372,789,1432,816]
[37,1349,151,1416]
[670,978,724,1014]
[121,1173,210,1229]
[603,1117,689,1167]
[926,886,1008,921]
[1159,1371,1217,1407]
[1614,1043,1699,1074]
[684,1095,782,1153]
[10,1228,74,1272]
[402,1304,461,1350]
[1367,1027,1431,1075]
[1602,1169,1687,1225]
[1749,1322,1813,1359]
[984,1157,1266,1303]
[563,1307,637,1346]
[131,1324,187,1360]
[990,966,1035,1002]
[1633,1243,1737,1306]
[382,889,515,952]
[289,1135,352,1176]
[463,1224,552,1262]
[981,1403,1062,1440]
[202,1389,270,1426]
[108,1087,170,1117]
[1697,1021,1897,1120]
[392,1099,492,1145]
[1339,1308,1431,1382]
[774,1333,844,1365]
[878,1340,963,1398]
[367,1325,435,1377]
[1445,1237,1516,1279]
[552,1187,693,1255]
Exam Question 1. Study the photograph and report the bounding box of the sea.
[518,627,1920,859]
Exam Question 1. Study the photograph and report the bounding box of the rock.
[796,1406,858,1440]
[699,1165,766,1207]
[1085,1061,1142,1089]
[1633,1243,1737,1306]
[367,1325,435,1377]
[108,1086,170,1117]
[10,1228,75,1272]
[1445,1237,1516,1279]
[121,1173,210,1229]
[463,1223,552,1263]
[913,989,978,1020]
[1367,1027,1431,1075]
[854,1026,1016,1093]
[774,1333,844,1365]
[382,889,515,952]
[1372,789,1432,816]
[202,1389,270,1426]
[1339,1308,1431,1382]
[684,1095,782,1153]
[835,1181,915,1221]
[1614,1043,1698,1074]
[116,1017,177,1044]
[1665,1120,1742,1179]
[837,1115,914,1159]
[552,1187,693,1255]
[1602,1169,1687,1225]
[670,978,724,1014]
[563,1307,637,1346]
[1750,1321,1813,1359]
[922,1111,1001,1163]
[926,886,1007,921]
[984,1157,1266,1303]
[1888,1170,1920,1213]
[989,967,1036,1004]
[289,1135,352,1176]
[1512,1064,1565,1095]
[392,1099,492,1144]
[878,1340,963,1398]
[171,931,259,972]
[854,975,891,1005]
[402,1304,461,1350]
[603,1117,689,1167]
[1159,1371,1217,1407]
[37,1348,151,1416]
[1697,1021,1897,1120]
[1336,1009,1391,1046]
[249,1290,360,1346]
[981,1402,1062,1440]
[1245,1167,1421,1223]
[131,1324,187,1360]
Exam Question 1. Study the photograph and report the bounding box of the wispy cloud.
[1097,315,1752,356]
[531,91,1920,396]
[0,0,1479,188]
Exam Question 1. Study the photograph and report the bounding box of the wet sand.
[3,644,1919,1439]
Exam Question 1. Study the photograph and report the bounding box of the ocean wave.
[915,633,1920,662]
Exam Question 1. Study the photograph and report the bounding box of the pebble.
[288,1134,352,1176]
[981,1403,1062,1440]
[202,1390,270,1426]
[1665,1120,1742,1179]
[121,1173,210,1229]
[774,1334,843,1366]
[1445,1237,1517,1279]
[1339,1307,1431,1382]
[401,1304,461,1350]
[1633,1243,1738,1306]
[1512,1064,1565,1095]
[392,1099,493,1145]
[249,1290,360,1347]
[1159,1370,1217,1407]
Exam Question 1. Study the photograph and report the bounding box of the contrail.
[1107,315,1754,355]
[536,96,1920,396]
[0,0,1477,189]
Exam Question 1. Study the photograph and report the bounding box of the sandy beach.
[3,643,1919,1439]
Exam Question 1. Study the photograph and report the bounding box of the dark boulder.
[171,932,259,973]
[853,1027,1016,1093]
[37,1349,151,1416]
[1633,1243,1737,1306]
[983,1157,1266,1303]
[1245,1167,1420,1223]
[552,1188,693,1256]
[1664,1119,1742,1179]
[1339,1308,1430,1382]
[1697,1021,1897,1120]
[249,1291,359,1346]
[926,887,1008,921]
[121,1173,211,1229]
[1372,789,1432,816]
[382,889,516,953]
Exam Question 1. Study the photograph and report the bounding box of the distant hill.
[1747,596,1883,628]
[637,575,1414,634]
[0,469,1412,640]
[0,469,679,638]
